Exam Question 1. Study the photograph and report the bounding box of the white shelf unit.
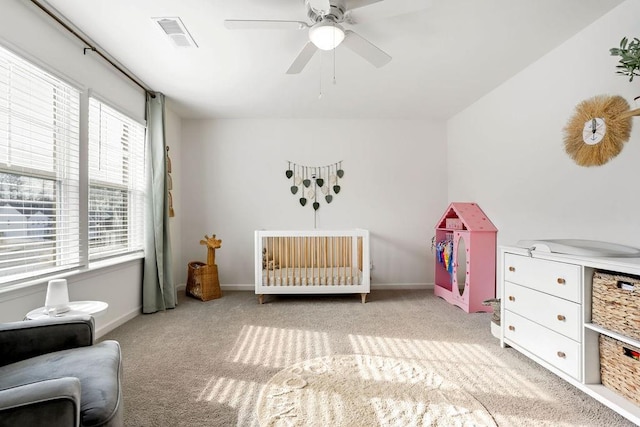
[499,246,640,425]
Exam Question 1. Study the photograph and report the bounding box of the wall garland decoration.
[285,161,344,211]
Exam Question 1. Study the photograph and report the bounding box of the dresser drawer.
[503,253,580,302]
[504,282,581,341]
[504,311,581,380]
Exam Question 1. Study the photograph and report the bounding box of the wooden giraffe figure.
[186,233,223,301]
[200,234,222,267]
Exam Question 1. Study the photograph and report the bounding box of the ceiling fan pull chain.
[333,41,337,85]
[319,51,323,99]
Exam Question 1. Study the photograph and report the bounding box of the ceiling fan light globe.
[309,21,345,50]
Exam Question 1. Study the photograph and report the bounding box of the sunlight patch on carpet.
[257,354,497,426]
[228,325,332,368]
[349,334,554,401]
[197,375,261,426]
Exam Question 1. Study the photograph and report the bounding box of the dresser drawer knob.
[557,314,566,321]
[557,278,566,285]
[557,351,566,358]
[508,325,515,331]
[508,295,515,301]
[508,266,516,272]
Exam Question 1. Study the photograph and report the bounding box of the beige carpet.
[102,290,635,426]
[257,354,497,426]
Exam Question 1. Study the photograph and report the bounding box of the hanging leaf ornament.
[303,166,311,187]
[313,174,320,210]
[291,164,300,193]
[325,165,333,203]
[299,197,307,206]
[306,187,315,200]
[333,162,342,193]
[286,161,293,179]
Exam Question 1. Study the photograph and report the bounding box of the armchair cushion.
[0,377,81,427]
[0,315,94,367]
[0,316,123,427]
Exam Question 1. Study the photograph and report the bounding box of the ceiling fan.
[224,0,429,74]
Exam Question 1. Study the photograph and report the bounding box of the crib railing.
[254,229,370,303]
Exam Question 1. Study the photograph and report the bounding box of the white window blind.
[88,98,145,259]
[0,45,80,282]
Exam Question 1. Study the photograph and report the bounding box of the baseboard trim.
[176,283,434,294]
[96,307,139,340]
[371,283,432,290]
[177,283,434,292]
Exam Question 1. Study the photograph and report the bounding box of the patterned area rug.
[257,354,497,426]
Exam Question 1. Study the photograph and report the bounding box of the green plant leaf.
[611,36,640,81]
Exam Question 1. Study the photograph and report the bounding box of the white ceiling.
[42,0,623,120]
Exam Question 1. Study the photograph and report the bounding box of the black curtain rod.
[30,0,156,97]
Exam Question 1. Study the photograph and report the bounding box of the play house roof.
[435,202,497,232]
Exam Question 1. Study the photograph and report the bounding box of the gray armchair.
[0,315,123,427]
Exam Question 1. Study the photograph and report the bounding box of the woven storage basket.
[599,335,640,405]
[592,270,640,341]
[186,261,222,301]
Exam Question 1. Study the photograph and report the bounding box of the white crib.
[254,229,370,303]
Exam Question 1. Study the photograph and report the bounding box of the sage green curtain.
[142,92,176,313]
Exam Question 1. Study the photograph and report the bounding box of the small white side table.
[25,301,108,320]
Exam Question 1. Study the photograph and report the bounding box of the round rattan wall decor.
[563,95,640,167]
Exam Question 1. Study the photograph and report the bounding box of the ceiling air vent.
[153,17,198,48]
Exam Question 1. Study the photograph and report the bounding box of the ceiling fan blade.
[347,0,432,24]
[286,42,318,74]
[342,30,391,68]
[344,0,383,10]
[224,20,309,30]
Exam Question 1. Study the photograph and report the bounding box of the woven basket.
[592,270,640,341]
[600,335,640,405]
[186,261,222,301]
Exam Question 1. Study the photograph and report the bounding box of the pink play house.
[433,202,497,313]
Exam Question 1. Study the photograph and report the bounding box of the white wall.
[179,119,447,288]
[0,0,146,336]
[447,0,640,253]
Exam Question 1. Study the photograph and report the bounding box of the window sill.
[0,252,144,301]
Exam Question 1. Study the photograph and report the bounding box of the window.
[88,98,145,259]
[0,43,146,285]
[0,45,80,281]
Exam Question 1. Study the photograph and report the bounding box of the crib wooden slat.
[269,237,273,286]
[304,236,308,286]
[350,236,354,285]
[273,237,276,285]
[299,236,302,285]
[266,237,269,286]
[330,236,334,286]
[279,237,282,285]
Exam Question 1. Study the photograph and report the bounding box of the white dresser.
[500,246,640,425]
